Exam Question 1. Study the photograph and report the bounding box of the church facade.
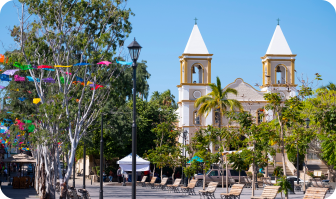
[177,24,297,153]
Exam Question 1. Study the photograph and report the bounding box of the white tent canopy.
[117,153,150,172]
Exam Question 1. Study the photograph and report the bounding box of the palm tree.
[195,76,243,128]
[195,76,243,191]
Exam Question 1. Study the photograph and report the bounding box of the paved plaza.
[1,176,335,199]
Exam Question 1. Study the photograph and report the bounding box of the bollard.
[288,178,295,194]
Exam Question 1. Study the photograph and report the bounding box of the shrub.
[246,172,252,177]
[307,170,314,178]
[321,174,326,180]
[257,173,264,178]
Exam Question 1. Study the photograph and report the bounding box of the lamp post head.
[127,38,142,61]
[183,130,188,138]
[304,118,310,128]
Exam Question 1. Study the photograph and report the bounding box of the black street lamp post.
[181,130,187,186]
[128,38,142,199]
[99,113,103,199]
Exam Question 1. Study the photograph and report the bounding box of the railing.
[285,154,296,176]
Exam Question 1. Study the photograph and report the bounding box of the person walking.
[123,171,128,182]
[109,170,113,182]
[117,167,122,183]
[3,168,7,180]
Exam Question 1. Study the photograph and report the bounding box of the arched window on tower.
[214,108,220,124]
[194,110,201,125]
[192,64,203,84]
[275,65,286,84]
[257,108,264,124]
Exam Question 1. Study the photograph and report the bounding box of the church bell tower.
[177,24,213,146]
[261,24,297,97]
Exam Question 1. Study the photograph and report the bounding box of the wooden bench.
[167,178,181,193]
[220,184,245,199]
[154,177,168,190]
[180,179,197,195]
[199,181,218,199]
[250,185,280,199]
[145,177,157,188]
[314,178,332,193]
[137,176,147,187]
[303,187,329,199]
[228,177,236,188]
[243,176,252,188]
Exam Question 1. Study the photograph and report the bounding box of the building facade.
[177,24,297,152]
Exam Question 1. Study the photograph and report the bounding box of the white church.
[177,23,326,176]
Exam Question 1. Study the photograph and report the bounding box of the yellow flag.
[33,98,41,104]
[87,81,93,85]
[54,65,72,67]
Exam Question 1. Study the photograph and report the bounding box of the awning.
[2,153,36,163]
[188,156,203,163]
[117,153,150,172]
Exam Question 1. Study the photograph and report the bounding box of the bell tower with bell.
[260,22,297,95]
[177,22,213,148]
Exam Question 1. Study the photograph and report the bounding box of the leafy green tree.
[189,126,221,189]
[195,76,242,189]
[4,1,134,197]
[227,152,249,183]
[275,176,293,199]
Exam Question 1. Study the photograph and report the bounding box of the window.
[194,111,200,125]
[275,65,286,84]
[208,170,219,176]
[230,170,247,176]
[191,64,203,84]
[214,144,220,151]
[214,109,220,124]
[257,109,264,124]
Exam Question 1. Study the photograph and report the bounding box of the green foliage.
[275,176,293,197]
[195,76,242,127]
[190,126,221,172]
[257,173,264,178]
[273,166,283,177]
[246,172,252,177]
[307,170,314,178]
[227,152,249,173]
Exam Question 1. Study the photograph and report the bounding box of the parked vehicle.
[194,169,247,186]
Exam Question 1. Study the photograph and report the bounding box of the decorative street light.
[181,130,188,186]
[128,38,142,199]
[304,118,310,129]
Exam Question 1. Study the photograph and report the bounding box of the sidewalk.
[1,175,335,199]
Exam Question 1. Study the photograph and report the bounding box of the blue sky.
[0,0,336,100]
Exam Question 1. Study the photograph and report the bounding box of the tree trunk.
[278,115,287,177]
[239,169,241,184]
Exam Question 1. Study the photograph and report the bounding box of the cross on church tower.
[194,17,198,25]
[277,18,280,25]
